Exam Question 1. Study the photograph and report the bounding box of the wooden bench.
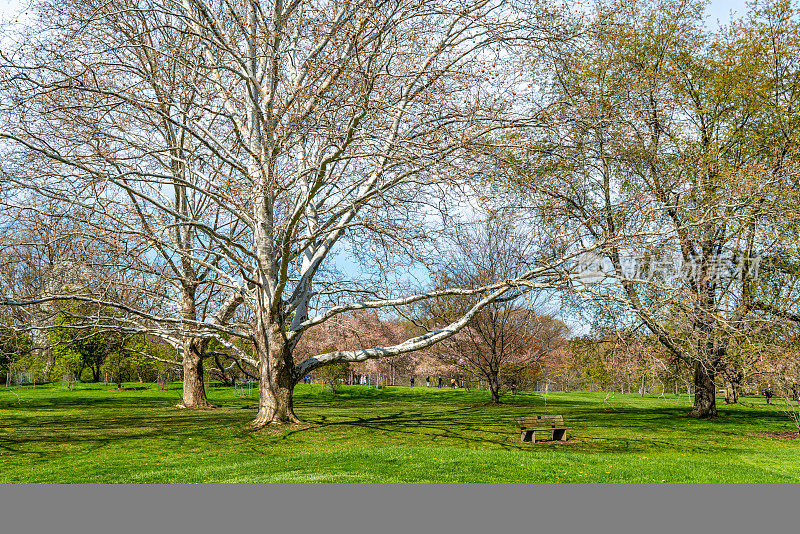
[514,415,572,443]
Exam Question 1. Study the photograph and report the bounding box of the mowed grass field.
[1,382,799,483]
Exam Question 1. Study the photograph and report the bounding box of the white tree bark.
[1,0,584,425]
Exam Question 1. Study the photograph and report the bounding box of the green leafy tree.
[49,297,131,382]
[502,0,800,418]
[0,328,31,384]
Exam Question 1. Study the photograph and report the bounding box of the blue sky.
[0,0,21,20]
[706,0,751,24]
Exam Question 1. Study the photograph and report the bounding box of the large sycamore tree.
[1,1,245,408]
[1,0,577,426]
[505,0,800,418]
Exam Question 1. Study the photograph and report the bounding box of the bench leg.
[521,429,567,443]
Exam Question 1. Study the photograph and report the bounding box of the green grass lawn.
[1,382,798,483]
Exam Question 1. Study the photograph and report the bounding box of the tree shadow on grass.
[260,405,571,452]
[0,406,255,459]
[3,387,794,464]
[249,398,800,459]
[262,397,735,454]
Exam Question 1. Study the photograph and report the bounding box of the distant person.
[765,384,774,405]
[459,378,464,389]
[438,376,442,388]
[360,375,367,386]
[426,377,431,387]
[410,376,415,388]
[450,377,456,389]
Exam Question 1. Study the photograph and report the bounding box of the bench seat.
[514,415,572,443]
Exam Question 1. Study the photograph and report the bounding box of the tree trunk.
[724,381,739,404]
[488,371,501,404]
[686,361,718,418]
[724,367,744,404]
[724,374,741,404]
[252,321,300,427]
[179,338,212,409]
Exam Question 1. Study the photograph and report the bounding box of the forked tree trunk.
[252,321,300,427]
[724,368,744,404]
[180,338,212,409]
[687,361,718,419]
[724,380,740,404]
